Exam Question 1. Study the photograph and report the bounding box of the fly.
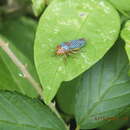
[56,38,86,56]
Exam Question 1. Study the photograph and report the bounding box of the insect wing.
[69,39,86,49]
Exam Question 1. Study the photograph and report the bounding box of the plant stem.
[0,40,68,129]
[0,40,43,97]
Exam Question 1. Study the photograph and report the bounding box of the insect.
[56,38,86,56]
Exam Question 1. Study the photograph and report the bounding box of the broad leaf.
[0,17,39,97]
[108,0,130,12]
[0,91,66,130]
[0,57,19,91]
[99,107,130,130]
[107,0,130,18]
[56,41,130,129]
[46,0,53,5]
[34,0,120,104]
[99,119,128,130]
[32,0,45,16]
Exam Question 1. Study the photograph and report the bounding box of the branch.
[0,40,68,128]
[0,40,43,97]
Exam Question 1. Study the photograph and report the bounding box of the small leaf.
[0,17,39,97]
[121,20,130,75]
[34,0,120,104]
[46,0,53,5]
[32,0,45,16]
[0,91,66,130]
[56,41,130,129]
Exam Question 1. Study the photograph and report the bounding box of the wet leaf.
[32,0,45,16]
[0,17,39,97]
[56,41,130,129]
[34,0,120,104]
[0,91,66,130]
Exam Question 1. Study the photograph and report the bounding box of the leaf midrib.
[0,94,54,129]
[79,51,129,125]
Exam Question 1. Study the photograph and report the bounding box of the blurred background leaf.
[121,20,130,75]
[0,0,33,18]
[0,17,40,97]
[32,0,45,16]
[46,0,53,5]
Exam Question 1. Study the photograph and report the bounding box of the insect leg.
[63,54,67,63]
[70,49,79,54]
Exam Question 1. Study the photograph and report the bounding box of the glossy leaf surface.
[34,0,120,104]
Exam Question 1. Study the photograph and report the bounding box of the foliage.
[0,0,130,130]
[34,0,120,104]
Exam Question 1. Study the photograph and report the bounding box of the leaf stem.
[0,40,43,97]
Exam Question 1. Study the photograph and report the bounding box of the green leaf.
[0,57,19,91]
[99,107,130,130]
[32,0,45,16]
[121,21,130,65]
[107,0,130,18]
[46,0,53,5]
[0,91,66,130]
[99,119,128,130]
[108,0,130,12]
[56,41,130,129]
[0,17,39,97]
[34,0,120,104]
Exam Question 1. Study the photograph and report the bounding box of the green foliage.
[108,0,130,11]
[56,41,130,129]
[32,0,45,16]
[121,21,130,65]
[0,0,130,129]
[0,17,39,97]
[107,0,130,18]
[34,0,120,104]
[0,91,66,130]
